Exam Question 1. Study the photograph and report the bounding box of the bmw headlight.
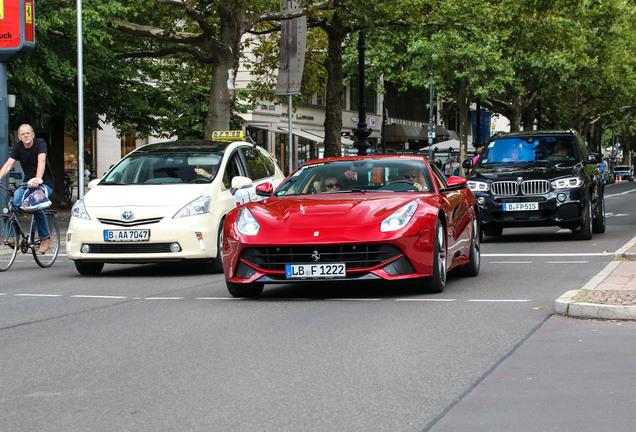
[174,196,211,218]
[467,181,490,192]
[551,177,583,189]
[71,199,90,220]
[237,207,260,236]
[381,201,418,232]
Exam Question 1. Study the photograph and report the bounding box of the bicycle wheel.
[31,213,60,268]
[64,185,72,203]
[0,217,19,271]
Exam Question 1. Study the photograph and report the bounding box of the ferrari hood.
[247,194,425,229]
[83,184,209,208]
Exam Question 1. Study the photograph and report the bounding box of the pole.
[77,0,85,198]
[428,73,435,161]
[353,30,370,155]
[1,63,9,206]
[288,95,293,174]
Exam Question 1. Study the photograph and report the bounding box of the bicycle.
[64,171,73,203]
[0,183,60,271]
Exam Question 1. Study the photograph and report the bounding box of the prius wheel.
[74,260,104,275]
[424,219,447,293]
[226,281,264,298]
[210,221,224,274]
[459,215,480,277]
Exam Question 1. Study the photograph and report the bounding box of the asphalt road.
[1,181,635,432]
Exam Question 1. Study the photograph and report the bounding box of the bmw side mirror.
[462,158,473,169]
[588,153,602,164]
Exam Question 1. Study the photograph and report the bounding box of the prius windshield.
[274,158,433,196]
[101,152,223,185]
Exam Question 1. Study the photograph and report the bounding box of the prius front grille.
[97,217,163,227]
[83,243,176,254]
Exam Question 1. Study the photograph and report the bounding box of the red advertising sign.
[0,0,22,50]
[0,0,35,60]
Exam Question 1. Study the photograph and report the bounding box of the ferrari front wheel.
[424,219,447,293]
[226,281,264,298]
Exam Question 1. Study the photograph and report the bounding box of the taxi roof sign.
[212,130,244,140]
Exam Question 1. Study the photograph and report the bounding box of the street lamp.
[353,30,371,155]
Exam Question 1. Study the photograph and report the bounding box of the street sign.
[0,0,35,62]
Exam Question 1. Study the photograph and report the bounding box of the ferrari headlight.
[551,177,583,189]
[467,181,490,192]
[174,196,210,218]
[71,199,90,220]
[381,201,418,232]
[237,207,260,236]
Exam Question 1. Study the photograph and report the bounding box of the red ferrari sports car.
[222,155,480,297]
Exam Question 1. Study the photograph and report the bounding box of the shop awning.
[384,124,427,142]
[246,125,353,146]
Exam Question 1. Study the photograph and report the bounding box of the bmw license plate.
[286,263,346,279]
[104,229,150,242]
[503,202,539,211]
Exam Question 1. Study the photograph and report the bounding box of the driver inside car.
[398,167,427,191]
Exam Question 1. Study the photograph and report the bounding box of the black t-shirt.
[10,138,55,189]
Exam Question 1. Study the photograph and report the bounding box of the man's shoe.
[7,238,15,247]
[39,237,52,254]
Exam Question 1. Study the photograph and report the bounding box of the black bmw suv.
[464,130,605,240]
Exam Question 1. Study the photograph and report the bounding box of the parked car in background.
[613,165,633,182]
[463,130,605,240]
[223,154,481,297]
[67,132,285,275]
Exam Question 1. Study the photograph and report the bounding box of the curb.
[555,236,636,320]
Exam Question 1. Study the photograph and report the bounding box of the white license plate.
[286,263,346,279]
[104,229,150,242]
[503,202,539,211]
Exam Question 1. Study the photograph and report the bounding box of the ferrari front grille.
[241,244,402,271]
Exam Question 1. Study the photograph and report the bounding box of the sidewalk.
[555,235,636,320]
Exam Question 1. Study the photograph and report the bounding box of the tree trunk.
[322,13,349,157]
[457,78,469,176]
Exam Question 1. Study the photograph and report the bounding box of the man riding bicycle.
[0,124,55,253]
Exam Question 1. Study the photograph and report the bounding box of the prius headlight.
[381,201,418,232]
[71,199,90,220]
[174,196,211,218]
[237,207,260,236]
[551,177,583,189]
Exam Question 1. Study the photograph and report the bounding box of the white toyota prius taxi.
[66,132,284,275]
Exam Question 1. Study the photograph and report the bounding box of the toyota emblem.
[121,210,135,220]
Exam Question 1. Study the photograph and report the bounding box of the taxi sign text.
[212,130,244,140]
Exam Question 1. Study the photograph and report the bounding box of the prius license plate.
[104,229,150,242]
[503,202,539,211]
[286,263,346,279]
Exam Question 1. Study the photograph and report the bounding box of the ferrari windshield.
[101,151,223,185]
[480,136,580,165]
[274,158,434,196]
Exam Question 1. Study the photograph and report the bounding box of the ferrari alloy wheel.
[425,219,447,293]
[459,215,480,277]
[227,281,264,298]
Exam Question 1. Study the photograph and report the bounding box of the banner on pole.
[275,0,306,95]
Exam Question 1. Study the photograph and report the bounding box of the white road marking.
[144,297,183,300]
[14,293,63,297]
[468,299,531,302]
[71,295,128,299]
[545,261,589,264]
[396,298,456,302]
[488,261,533,264]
